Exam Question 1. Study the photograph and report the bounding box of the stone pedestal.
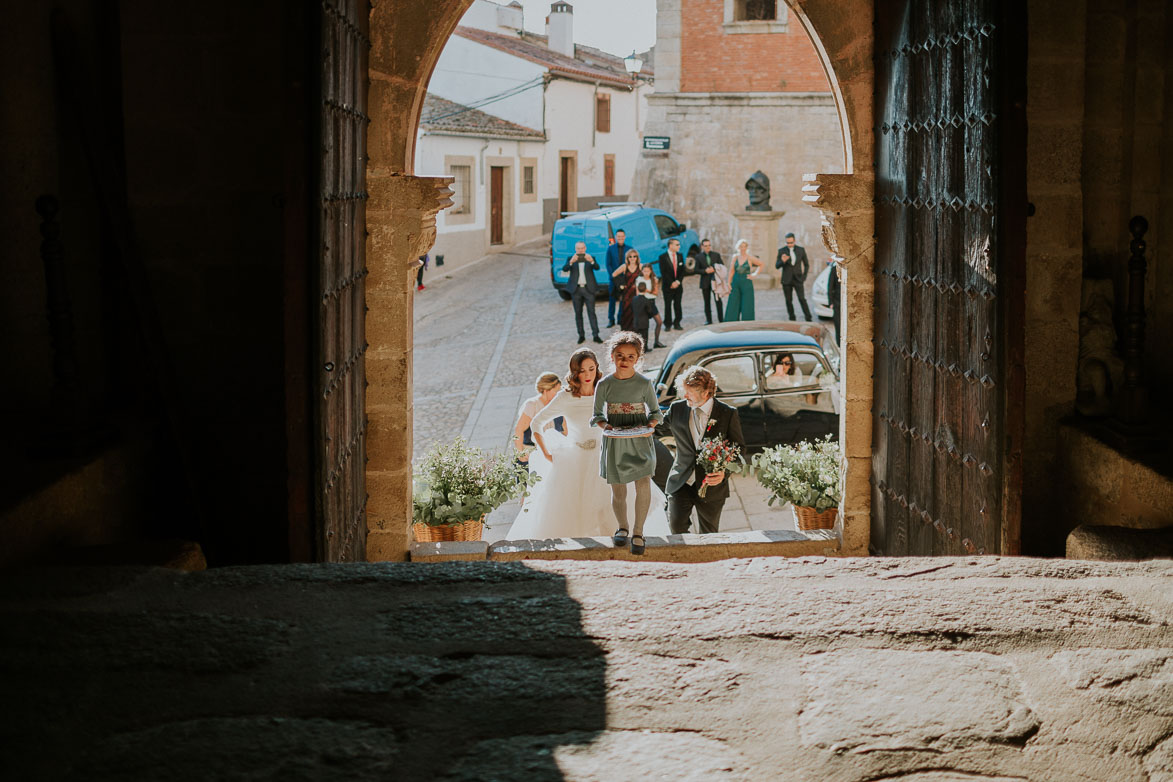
[732,210,785,289]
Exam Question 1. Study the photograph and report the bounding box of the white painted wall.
[427,38,547,132]
[413,131,546,270]
[541,79,648,204]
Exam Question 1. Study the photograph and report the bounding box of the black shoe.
[607,321,615,328]
[592,336,604,344]
[612,529,629,547]
[674,323,682,330]
[630,535,646,555]
[663,325,672,332]
[705,320,713,325]
[577,336,586,344]
[654,341,667,349]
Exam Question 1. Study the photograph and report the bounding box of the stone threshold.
[410,528,840,563]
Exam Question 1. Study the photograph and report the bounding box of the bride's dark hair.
[565,348,598,397]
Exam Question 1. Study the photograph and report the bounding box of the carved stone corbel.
[802,172,874,274]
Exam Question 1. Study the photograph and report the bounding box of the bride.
[509,348,670,541]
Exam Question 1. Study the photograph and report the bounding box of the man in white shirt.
[664,366,745,534]
[561,241,603,344]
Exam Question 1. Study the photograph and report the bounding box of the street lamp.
[623,50,644,83]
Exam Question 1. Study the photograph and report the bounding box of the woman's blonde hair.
[535,371,562,394]
[624,248,641,265]
[735,238,749,251]
[565,349,598,397]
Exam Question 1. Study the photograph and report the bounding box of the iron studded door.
[872,0,1025,555]
[315,0,369,562]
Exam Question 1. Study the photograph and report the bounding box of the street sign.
[642,136,670,150]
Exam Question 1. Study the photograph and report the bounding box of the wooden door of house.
[312,0,369,562]
[872,0,1026,555]
[490,166,504,245]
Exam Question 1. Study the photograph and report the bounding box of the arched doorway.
[358,0,876,561]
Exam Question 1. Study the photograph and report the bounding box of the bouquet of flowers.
[695,435,745,498]
[750,435,841,512]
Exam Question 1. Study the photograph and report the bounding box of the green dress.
[590,373,664,484]
[724,258,755,321]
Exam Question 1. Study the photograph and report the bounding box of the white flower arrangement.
[412,438,538,527]
[750,435,842,513]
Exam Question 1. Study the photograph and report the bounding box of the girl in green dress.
[591,331,664,554]
[723,238,764,321]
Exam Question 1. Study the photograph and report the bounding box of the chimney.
[497,1,523,32]
[546,1,574,58]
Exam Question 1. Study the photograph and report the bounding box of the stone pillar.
[732,210,785,289]
[803,172,874,557]
[365,173,452,561]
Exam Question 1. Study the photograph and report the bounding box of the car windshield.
[653,214,679,239]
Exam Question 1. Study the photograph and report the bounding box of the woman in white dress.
[509,348,670,541]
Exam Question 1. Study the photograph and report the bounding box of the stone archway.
[362,0,876,560]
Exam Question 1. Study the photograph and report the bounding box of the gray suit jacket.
[562,255,600,294]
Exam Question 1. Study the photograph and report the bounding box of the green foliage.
[750,436,842,513]
[412,438,539,527]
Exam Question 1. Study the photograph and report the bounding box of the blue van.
[550,204,701,300]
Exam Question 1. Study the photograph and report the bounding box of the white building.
[416,94,546,269]
[417,0,653,269]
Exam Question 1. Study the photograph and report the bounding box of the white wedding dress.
[509,390,670,540]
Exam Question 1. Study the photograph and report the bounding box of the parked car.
[810,262,834,320]
[651,321,840,452]
[550,203,702,300]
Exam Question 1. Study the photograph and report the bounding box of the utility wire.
[423,77,546,123]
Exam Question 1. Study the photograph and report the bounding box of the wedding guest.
[416,254,428,292]
[765,353,804,388]
[611,248,642,331]
[657,238,686,330]
[665,366,745,534]
[631,263,667,351]
[826,259,841,344]
[694,239,724,324]
[561,241,603,344]
[592,331,664,555]
[723,239,763,321]
[604,229,630,327]
[776,233,813,321]
[512,372,566,466]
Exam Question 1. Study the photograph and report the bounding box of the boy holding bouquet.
[665,366,746,534]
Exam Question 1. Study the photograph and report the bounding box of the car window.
[653,214,679,239]
[762,351,830,391]
[702,355,758,395]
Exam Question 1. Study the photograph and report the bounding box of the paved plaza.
[412,237,830,539]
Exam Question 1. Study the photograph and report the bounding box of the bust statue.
[745,170,771,212]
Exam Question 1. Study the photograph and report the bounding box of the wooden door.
[560,157,571,215]
[872,0,1026,555]
[604,155,615,197]
[313,0,369,562]
[490,166,504,245]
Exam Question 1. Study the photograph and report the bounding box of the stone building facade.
[631,0,843,261]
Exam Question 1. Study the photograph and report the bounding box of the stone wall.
[631,93,843,255]
[1022,0,1173,554]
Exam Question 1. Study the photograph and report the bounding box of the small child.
[590,331,664,554]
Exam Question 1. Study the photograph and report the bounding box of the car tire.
[683,255,697,274]
[557,289,572,301]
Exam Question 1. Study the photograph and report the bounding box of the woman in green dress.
[723,238,764,321]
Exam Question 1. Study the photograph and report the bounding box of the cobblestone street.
[412,236,821,539]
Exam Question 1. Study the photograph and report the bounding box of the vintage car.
[550,203,701,300]
[650,321,840,452]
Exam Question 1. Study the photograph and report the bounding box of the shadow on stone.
[0,562,606,781]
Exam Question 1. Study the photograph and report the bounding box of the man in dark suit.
[657,238,686,331]
[604,229,629,328]
[562,241,603,344]
[826,259,841,344]
[693,238,723,324]
[665,366,745,534]
[775,232,813,321]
